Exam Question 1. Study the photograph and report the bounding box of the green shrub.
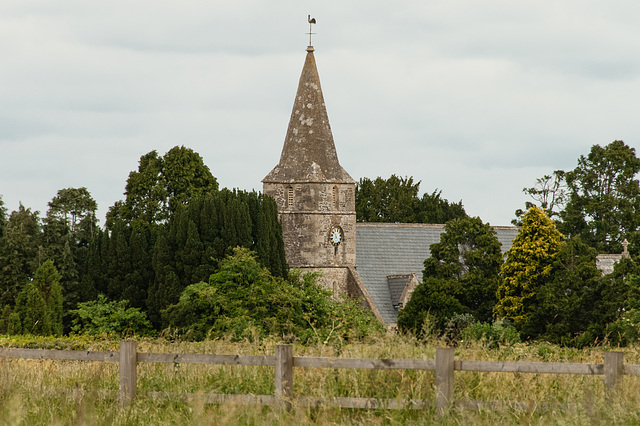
[605,308,640,346]
[70,294,154,337]
[443,313,476,345]
[461,319,521,348]
[163,247,384,343]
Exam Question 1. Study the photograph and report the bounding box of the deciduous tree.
[107,146,218,227]
[513,170,567,225]
[560,140,640,253]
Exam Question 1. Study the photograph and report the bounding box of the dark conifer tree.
[93,229,110,295]
[0,205,42,306]
[122,224,152,309]
[177,219,205,287]
[15,259,63,336]
[106,220,132,300]
[256,195,288,277]
[147,232,180,326]
[0,196,8,241]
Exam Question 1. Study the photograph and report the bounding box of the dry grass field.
[0,333,639,425]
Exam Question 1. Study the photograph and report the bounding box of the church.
[263,43,521,324]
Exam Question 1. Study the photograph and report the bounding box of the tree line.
[355,175,467,224]
[0,146,303,336]
[399,141,640,347]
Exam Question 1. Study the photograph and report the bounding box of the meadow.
[0,333,639,425]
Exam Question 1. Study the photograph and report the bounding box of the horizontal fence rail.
[0,347,118,362]
[137,352,275,366]
[455,360,604,375]
[0,341,637,413]
[292,356,435,370]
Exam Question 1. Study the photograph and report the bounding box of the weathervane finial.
[307,15,316,47]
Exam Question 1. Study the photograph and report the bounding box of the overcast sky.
[2,1,640,226]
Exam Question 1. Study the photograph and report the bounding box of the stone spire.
[263,46,354,184]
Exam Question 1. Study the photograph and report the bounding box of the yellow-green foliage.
[495,207,563,331]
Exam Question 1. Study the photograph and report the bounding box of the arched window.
[332,186,338,210]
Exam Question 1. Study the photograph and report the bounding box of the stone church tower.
[263,45,356,295]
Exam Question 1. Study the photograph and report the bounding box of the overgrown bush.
[0,306,21,335]
[461,319,521,348]
[162,247,383,343]
[443,313,476,345]
[605,309,640,346]
[70,294,154,337]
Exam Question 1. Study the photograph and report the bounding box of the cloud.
[1,0,639,226]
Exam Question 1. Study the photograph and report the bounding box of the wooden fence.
[0,340,636,412]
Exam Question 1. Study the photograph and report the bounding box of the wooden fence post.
[119,340,138,405]
[435,348,455,414]
[275,344,293,410]
[604,351,624,392]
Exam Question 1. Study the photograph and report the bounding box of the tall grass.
[0,333,639,425]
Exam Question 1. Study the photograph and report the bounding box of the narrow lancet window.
[287,186,294,208]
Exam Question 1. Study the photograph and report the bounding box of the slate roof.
[355,223,520,324]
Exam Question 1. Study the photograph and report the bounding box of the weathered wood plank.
[436,348,455,413]
[455,360,604,375]
[275,345,293,410]
[296,396,430,410]
[137,353,275,366]
[293,356,435,370]
[147,392,277,406]
[456,399,578,413]
[0,348,118,362]
[624,364,640,376]
[605,351,624,390]
[119,340,137,404]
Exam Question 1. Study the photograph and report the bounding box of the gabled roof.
[263,47,354,184]
[355,223,520,323]
[387,275,411,308]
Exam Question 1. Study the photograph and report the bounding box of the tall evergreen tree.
[356,175,420,223]
[495,207,563,336]
[256,195,288,277]
[122,224,152,309]
[106,220,132,300]
[146,232,180,326]
[0,205,42,306]
[398,216,502,334]
[356,175,466,224]
[591,258,640,340]
[526,236,601,344]
[0,196,7,241]
[15,260,63,336]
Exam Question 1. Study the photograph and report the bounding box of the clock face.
[329,227,343,246]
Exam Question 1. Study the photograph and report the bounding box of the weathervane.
[307,15,316,46]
